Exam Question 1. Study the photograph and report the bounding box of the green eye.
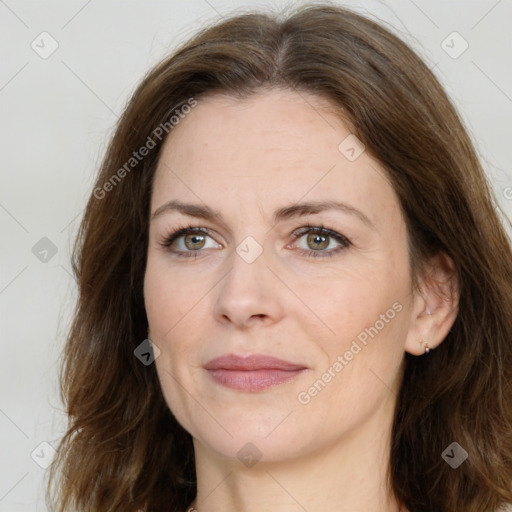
[292,225,351,258]
[161,223,351,259]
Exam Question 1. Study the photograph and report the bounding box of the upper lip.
[204,354,307,371]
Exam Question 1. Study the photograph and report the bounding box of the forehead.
[151,88,400,229]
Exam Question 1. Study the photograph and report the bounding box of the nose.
[213,242,284,329]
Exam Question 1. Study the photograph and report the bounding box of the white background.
[1,0,511,510]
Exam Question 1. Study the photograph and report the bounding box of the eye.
[291,224,351,258]
[160,225,220,258]
[159,223,352,259]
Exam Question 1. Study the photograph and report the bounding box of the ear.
[405,252,459,356]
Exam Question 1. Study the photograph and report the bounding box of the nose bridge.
[213,234,282,325]
[222,234,269,297]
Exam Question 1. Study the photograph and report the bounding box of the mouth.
[203,354,308,392]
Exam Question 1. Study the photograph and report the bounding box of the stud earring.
[421,340,431,354]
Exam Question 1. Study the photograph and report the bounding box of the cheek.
[297,274,409,430]
[311,251,411,364]
[144,260,205,432]
[144,256,212,383]
[144,255,202,336]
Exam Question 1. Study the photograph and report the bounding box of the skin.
[144,88,458,512]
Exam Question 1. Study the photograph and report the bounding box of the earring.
[421,340,431,354]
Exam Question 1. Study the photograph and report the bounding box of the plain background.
[1,0,511,510]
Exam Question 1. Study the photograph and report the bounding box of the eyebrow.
[151,199,375,229]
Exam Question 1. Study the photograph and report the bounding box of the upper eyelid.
[165,224,339,239]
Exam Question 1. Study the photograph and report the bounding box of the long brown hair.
[46,4,512,511]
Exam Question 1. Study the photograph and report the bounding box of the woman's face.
[144,88,418,463]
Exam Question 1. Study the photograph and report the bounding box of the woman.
[47,4,512,512]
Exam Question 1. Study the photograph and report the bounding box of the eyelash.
[159,223,352,259]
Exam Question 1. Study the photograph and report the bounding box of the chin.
[187,408,318,465]
[195,432,305,465]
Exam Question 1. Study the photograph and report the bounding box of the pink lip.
[204,354,308,392]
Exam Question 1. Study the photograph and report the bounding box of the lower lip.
[206,369,306,391]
